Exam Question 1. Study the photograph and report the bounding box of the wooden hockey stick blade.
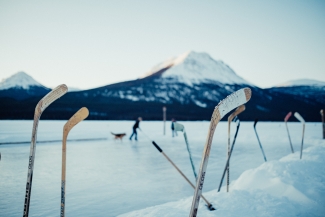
[63,107,89,137]
[294,112,305,123]
[284,112,292,122]
[228,105,245,123]
[37,84,68,113]
[189,87,251,217]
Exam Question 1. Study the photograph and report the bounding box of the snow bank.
[118,144,325,217]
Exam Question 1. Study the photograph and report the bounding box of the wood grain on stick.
[61,107,89,217]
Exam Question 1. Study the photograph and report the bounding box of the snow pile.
[276,79,325,87]
[119,144,325,217]
[0,71,45,90]
[142,51,252,86]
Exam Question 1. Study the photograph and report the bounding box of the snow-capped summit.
[276,79,325,87]
[142,51,252,86]
[0,72,50,100]
[0,71,46,90]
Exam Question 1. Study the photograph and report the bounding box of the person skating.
[129,117,142,141]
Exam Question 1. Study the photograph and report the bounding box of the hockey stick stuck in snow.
[284,112,294,153]
[23,84,68,217]
[253,119,267,162]
[294,112,305,159]
[61,107,89,217]
[218,116,241,192]
[226,105,245,192]
[139,129,215,211]
[189,88,252,217]
[173,122,198,180]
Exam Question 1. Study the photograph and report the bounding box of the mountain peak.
[0,71,45,90]
[142,51,252,86]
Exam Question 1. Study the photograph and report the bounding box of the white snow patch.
[67,87,82,92]
[0,71,45,90]
[193,99,207,108]
[276,79,325,87]
[125,95,140,101]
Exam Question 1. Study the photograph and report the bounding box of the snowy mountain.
[83,51,255,109]
[276,78,325,87]
[0,72,50,100]
[142,51,252,86]
[0,71,45,90]
[268,78,325,105]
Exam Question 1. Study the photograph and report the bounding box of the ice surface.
[0,71,45,90]
[0,121,324,217]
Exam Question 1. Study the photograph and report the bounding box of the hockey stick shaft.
[139,130,214,209]
[190,88,251,217]
[226,105,245,192]
[300,124,305,159]
[253,119,267,162]
[294,112,305,159]
[173,123,197,180]
[184,131,197,180]
[254,128,267,162]
[284,112,294,153]
[285,122,294,153]
[218,121,240,192]
[23,84,68,217]
[161,151,211,207]
[61,107,89,217]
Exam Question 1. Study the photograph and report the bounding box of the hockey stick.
[61,107,89,217]
[253,119,267,162]
[226,105,245,192]
[189,88,251,217]
[218,116,241,192]
[321,109,324,139]
[173,122,198,180]
[23,84,68,217]
[139,129,215,211]
[284,112,294,153]
[294,112,305,159]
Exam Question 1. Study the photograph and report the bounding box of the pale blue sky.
[1,0,324,89]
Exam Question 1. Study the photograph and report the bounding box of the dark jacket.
[133,120,140,129]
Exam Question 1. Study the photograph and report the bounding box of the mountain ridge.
[1,51,324,121]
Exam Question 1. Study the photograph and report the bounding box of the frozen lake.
[0,120,322,216]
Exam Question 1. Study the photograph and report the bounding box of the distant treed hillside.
[1,52,324,121]
[1,86,323,121]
